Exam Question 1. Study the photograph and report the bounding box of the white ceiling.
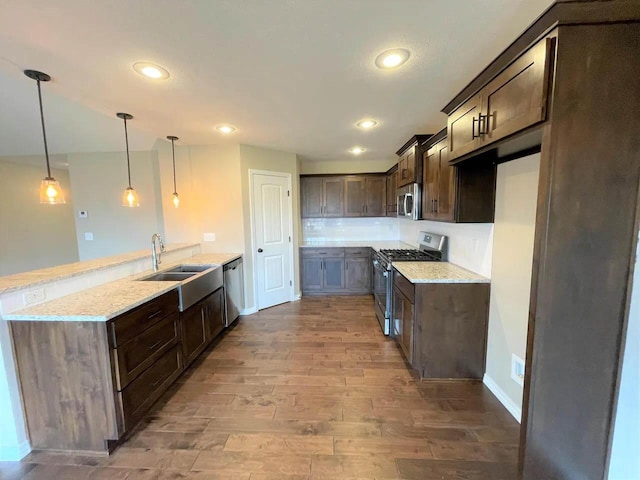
[0,0,554,162]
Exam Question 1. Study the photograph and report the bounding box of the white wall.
[67,150,164,260]
[303,217,399,242]
[484,153,540,420]
[398,219,494,276]
[608,231,640,479]
[0,159,79,275]
[300,158,396,174]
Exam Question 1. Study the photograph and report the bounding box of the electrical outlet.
[84,232,94,241]
[23,289,45,306]
[78,210,88,219]
[511,354,525,386]
[203,232,216,242]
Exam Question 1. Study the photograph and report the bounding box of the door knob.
[257,248,263,253]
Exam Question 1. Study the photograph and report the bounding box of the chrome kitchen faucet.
[151,233,165,271]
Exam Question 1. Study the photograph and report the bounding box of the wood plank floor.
[0,296,520,480]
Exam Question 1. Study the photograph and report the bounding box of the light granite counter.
[393,262,490,284]
[300,240,414,251]
[4,253,242,322]
[0,243,200,295]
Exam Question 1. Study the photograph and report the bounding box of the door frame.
[248,169,296,310]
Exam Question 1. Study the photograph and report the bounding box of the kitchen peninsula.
[1,246,242,454]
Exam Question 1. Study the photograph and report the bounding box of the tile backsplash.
[303,217,399,242]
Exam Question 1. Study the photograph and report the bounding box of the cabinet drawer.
[345,247,371,257]
[394,270,415,303]
[110,289,179,348]
[112,312,180,390]
[120,343,182,431]
[301,247,345,257]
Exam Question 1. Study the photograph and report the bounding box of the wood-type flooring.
[0,296,520,479]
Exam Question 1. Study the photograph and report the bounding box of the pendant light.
[117,112,139,207]
[24,70,66,205]
[167,135,179,207]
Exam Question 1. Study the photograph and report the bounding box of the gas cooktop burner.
[378,249,441,262]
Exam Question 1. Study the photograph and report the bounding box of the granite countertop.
[393,262,490,284]
[300,240,415,251]
[4,252,242,322]
[0,243,200,295]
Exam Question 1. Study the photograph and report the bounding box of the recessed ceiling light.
[216,125,237,134]
[375,49,410,69]
[356,119,378,129]
[133,62,170,80]
[349,147,366,155]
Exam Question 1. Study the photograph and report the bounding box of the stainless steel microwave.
[397,183,420,220]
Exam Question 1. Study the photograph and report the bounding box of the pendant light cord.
[171,138,177,193]
[36,79,52,178]
[123,116,132,188]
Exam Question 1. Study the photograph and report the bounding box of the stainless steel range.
[372,232,447,335]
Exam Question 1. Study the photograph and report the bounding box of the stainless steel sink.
[139,272,196,282]
[138,265,223,312]
[166,264,215,273]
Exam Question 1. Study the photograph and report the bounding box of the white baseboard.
[240,306,258,316]
[293,292,301,301]
[483,374,522,423]
[0,440,31,461]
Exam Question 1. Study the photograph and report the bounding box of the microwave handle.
[404,194,410,217]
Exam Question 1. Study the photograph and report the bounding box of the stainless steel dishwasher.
[223,257,244,326]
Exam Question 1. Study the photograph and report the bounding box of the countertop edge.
[0,243,200,295]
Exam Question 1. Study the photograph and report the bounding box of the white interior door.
[251,172,293,310]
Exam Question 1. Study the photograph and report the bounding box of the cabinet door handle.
[434,199,438,213]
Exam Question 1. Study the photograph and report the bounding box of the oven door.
[372,257,390,335]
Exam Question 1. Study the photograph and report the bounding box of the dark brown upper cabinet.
[421,129,496,223]
[301,174,385,218]
[385,165,398,216]
[300,176,344,218]
[448,36,554,162]
[396,135,433,188]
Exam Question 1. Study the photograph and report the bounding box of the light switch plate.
[203,232,216,242]
[84,232,94,241]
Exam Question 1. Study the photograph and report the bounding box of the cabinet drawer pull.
[148,339,164,351]
[147,310,163,320]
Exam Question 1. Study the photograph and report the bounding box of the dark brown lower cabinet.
[181,301,207,367]
[182,287,225,367]
[10,286,230,454]
[204,287,225,341]
[392,270,489,379]
[301,247,371,295]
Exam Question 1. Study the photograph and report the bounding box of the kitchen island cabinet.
[392,264,490,379]
[6,253,241,454]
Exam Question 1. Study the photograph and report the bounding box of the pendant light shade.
[167,135,179,208]
[25,70,66,205]
[117,112,139,207]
